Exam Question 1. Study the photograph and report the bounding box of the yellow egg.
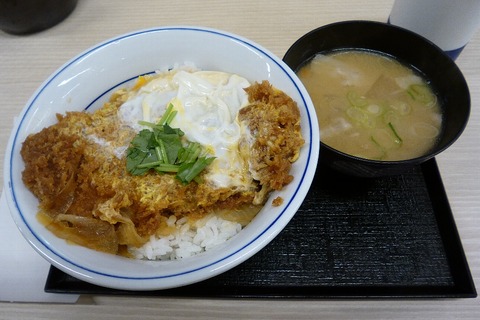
[118,67,253,189]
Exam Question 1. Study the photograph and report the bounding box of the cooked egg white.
[118,68,253,189]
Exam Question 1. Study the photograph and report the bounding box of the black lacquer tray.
[45,158,476,298]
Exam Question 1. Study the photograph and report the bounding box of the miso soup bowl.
[283,20,470,177]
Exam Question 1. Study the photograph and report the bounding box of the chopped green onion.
[407,84,436,107]
[347,91,368,108]
[388,122,403,144]
[370,136,386,160]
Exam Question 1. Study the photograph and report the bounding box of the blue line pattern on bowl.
[9,26,315,283]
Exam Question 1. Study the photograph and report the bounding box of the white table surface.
[1,1,479,319]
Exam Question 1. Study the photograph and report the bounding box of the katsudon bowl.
[284,20,470,177]
[3,26,319,290]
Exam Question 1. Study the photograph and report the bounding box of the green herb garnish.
[126,104,215,184]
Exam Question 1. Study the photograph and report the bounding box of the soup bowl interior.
[283,20,470,177]
[4,26,319,290]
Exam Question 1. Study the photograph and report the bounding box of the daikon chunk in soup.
[297,50,443,161]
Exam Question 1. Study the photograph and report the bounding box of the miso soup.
[297,50,443,161]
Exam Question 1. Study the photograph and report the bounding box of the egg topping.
[118,69,252,189]
[20,67,304,257]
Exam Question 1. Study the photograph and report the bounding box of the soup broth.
[297,50,443,161]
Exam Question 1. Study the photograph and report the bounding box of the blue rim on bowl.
[4,26,319,290]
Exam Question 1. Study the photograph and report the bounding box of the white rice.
[128,214,242,260]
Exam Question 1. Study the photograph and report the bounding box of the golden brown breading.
[21,80,303,256]
[241,81,305,204]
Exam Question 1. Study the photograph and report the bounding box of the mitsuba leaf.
[126,147,154,176]
[155,124,183,164]
[130,129,156,151]
[125,111,214,183]
[176,157,215,184]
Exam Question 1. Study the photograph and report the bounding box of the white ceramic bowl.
[3,26,319,290]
